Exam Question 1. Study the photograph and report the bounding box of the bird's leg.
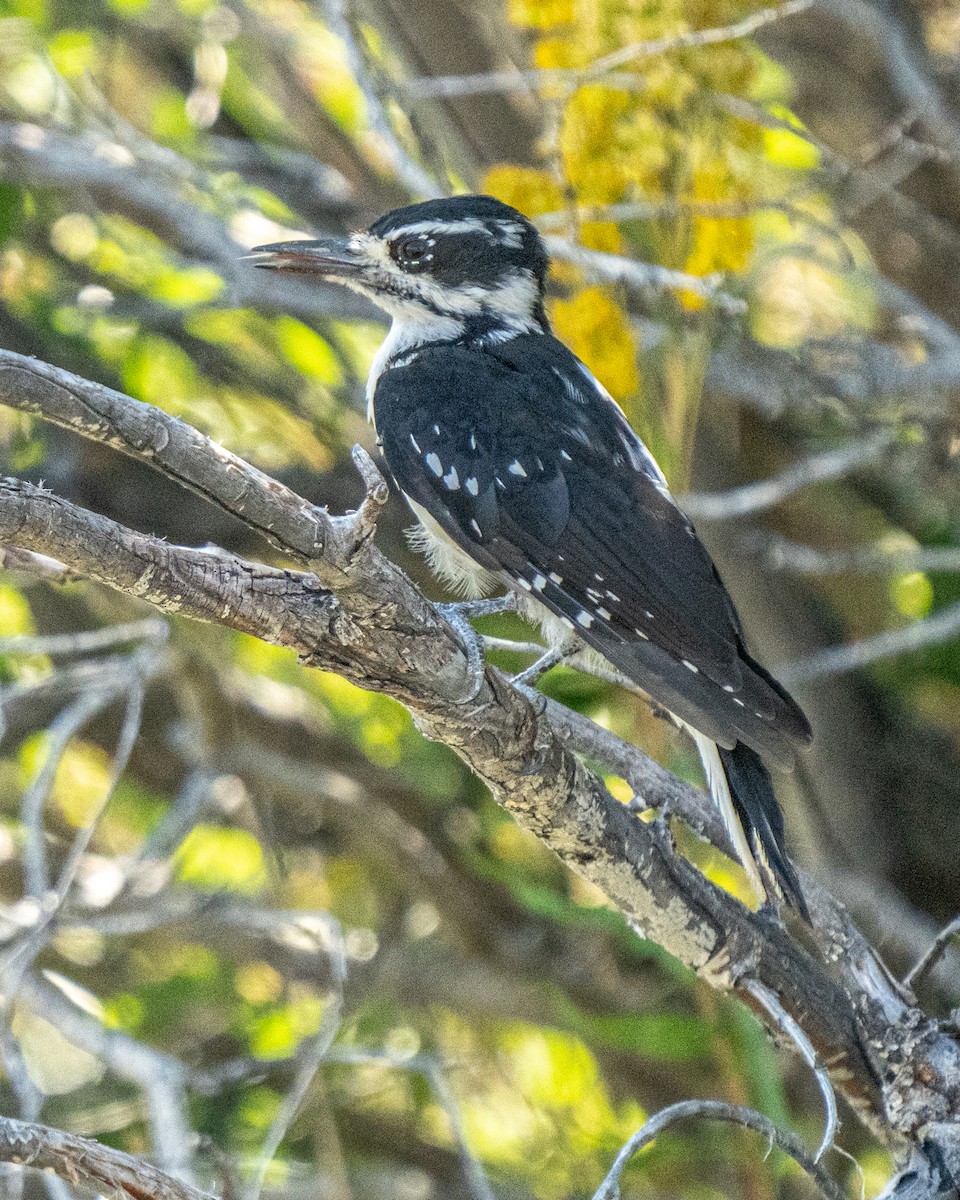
[436,593,519,703]
[437,594,519,621]
[512,649,564,687]
[512,634,580,687]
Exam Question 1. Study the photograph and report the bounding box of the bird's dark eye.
[393,236,432,270]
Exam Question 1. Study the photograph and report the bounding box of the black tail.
[718,742,810,922]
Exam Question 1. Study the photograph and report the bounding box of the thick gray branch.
[1,352,960,1172]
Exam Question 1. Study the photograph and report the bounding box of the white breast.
[405,500,494,598]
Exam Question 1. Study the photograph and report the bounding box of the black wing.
[373,334,811,768]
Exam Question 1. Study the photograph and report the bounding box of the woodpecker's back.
[252,194,813,917]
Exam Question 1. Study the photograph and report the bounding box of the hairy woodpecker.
[251,195,813,917]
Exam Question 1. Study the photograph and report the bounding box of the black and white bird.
[251,194,813,916]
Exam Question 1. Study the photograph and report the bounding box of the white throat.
[366,312,464,421]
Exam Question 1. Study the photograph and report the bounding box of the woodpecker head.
[251,195,549,335]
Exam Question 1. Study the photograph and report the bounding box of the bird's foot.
[512,681,548,717]
[436,594,518,704]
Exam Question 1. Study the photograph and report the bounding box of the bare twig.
[19,974,196,1180]
[0,123,372,324]
[316,0,440,200]
[481,634,645,693]
[0,1115,214,1200]
[245,915,347,1200]
[0,349,333,564]
[748,533,960,577]
[426,1059,498,1200]
[17,683,127,901]
[2,351,959,1165]
[543,236,747,314]
[0,618,166,658]
[592,1098,846,1200]
[779,599,960,685]
[585,0,813,74]
[0,544,76,583]
[904,916,960,992]
[745,979,839,1162]
[681,430,895,521]
[406,0,811,97]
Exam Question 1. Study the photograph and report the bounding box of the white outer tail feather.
[686,725,767,906]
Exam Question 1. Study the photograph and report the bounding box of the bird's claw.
[437,603,488,703]
[512,680,548,717]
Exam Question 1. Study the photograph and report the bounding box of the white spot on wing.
[549,572,563,585]
[426,453,443,476]
[465,476,479,495]
[576,610,593,628]
[682,659,699,674]
[442,465,460,490]
[508,460,527,478]
[532,574,547,591]
[597,606,612,620]
[410,433,421,453]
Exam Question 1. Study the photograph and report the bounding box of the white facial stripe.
[384,217,526,249]
[343,238,540,326]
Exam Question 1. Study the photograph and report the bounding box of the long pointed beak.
[246,237,364,276]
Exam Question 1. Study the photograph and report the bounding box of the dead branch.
[1,349,960,1179]
[0,1115,213,1200]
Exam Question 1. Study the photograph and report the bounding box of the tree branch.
[1,350,960,1172]
[0,1115,213,1200]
